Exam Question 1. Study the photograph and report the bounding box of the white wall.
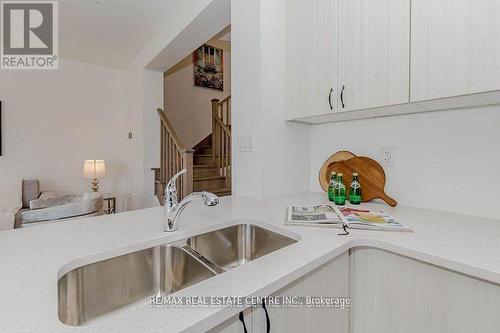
[165,46,231,149]
[141,70,164,208]
[231,0,263,198]
[231,0,311,199]
[310,106,500,220]
[0,58,139,209]
[258,0,311,198]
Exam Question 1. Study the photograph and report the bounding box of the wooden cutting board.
[319,151,357,192]
[319,153,397,207]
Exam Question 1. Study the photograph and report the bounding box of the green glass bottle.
[334,173,346,205]
[349,173,362,205]
[328,172,337,202]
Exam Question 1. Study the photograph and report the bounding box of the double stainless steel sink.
[58,222,298,326]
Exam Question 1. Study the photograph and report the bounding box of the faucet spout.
[163,169,219,232]
[197,191,220,207]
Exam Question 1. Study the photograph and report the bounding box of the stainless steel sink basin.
[187,224,298,271]
[58,245,215,326]
[58,222,298,326]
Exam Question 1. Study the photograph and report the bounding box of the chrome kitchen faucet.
[163,169,219,232]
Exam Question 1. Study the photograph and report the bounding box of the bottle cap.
[353,172,358,176]
[337,173,343,177]
[331,171,336,176]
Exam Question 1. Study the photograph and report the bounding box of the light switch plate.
[238,134,255,152]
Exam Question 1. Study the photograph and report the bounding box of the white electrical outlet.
[380,147,396,168]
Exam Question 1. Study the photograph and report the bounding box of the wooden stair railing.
[211,96,231,189]
[157,108,194,203]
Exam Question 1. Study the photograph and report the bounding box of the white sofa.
[14,180,104,228]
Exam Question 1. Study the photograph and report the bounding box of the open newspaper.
[285,205,411,232]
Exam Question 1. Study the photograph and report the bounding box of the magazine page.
[338,207,411,231]
[286,205,343,226]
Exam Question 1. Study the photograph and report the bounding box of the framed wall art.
[193,44,224,91]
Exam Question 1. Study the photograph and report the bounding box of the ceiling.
[59,0,188,70]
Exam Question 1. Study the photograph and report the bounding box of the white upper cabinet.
[285,0,338,119]
[411,0,500,102]
[285,0,500,123]
[337,0,411,112]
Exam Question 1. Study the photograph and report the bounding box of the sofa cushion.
[18,193,104,226]
[39,191,70,200]
[29,194,75,210]
[22,179,40,208]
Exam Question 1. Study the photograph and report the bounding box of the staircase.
[192,134,231,197]
[153,96,231,205]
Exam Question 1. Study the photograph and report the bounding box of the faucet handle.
[165,169,187,207]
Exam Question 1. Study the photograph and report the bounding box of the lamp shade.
[83,160,106,179]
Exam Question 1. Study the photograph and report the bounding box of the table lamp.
[83,160,105,192]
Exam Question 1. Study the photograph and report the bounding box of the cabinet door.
[252,252,349,333]
[338,0,410,112]
[285,0,338,119]
[351,247,500,333]
[411,0,500,102]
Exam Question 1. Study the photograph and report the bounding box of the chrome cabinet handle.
[328,88,334,110]
[340,85,345,109]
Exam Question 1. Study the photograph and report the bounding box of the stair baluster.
[211,97,231,189]
[155,109,194,205]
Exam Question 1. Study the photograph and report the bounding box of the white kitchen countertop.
[1,192,500,333]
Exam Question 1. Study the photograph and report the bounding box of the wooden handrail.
[218,95,232,105]
[157,108,186,150]
[157,109,194,200]
[211,96,231,189]
[214,116,231,134]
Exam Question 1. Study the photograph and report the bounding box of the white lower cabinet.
[350,247,500,333]
[257,252,349,333]
[211,247,500,333]
[210,252,349,333]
